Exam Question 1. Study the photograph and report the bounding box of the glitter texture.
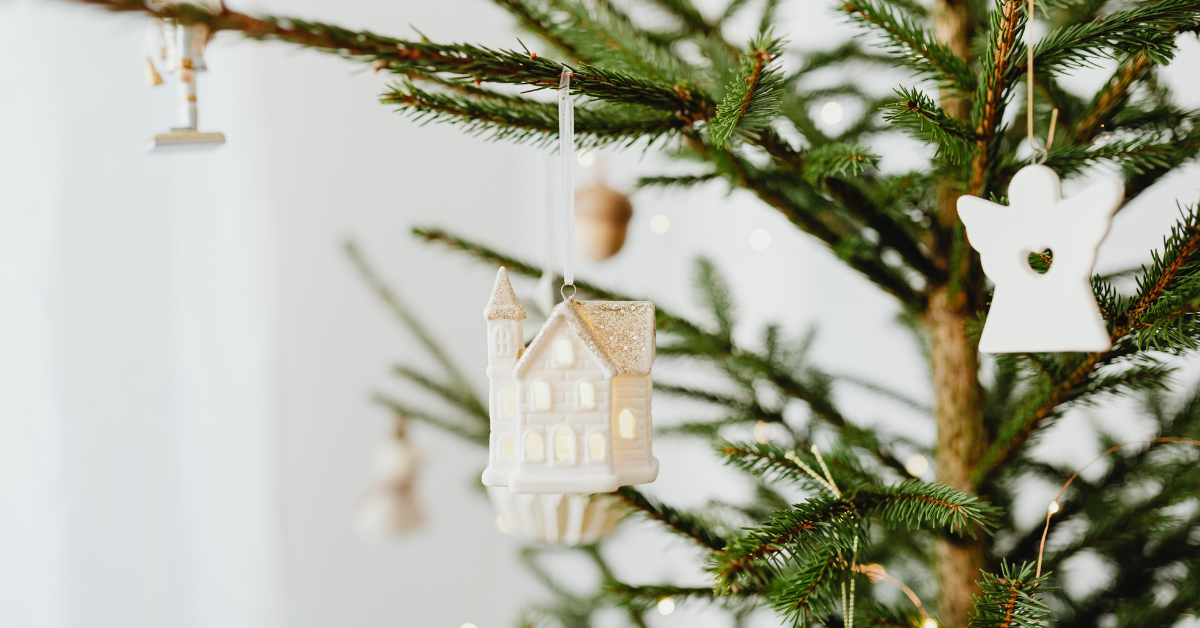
[484,267,526,321]
[569,300,655,375]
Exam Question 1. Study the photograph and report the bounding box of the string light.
[495,515,508,533]
[905,454,929,477]
[657,597,675,615]
[1037,437,1200,578]
[750,229,771,250]
[924,619,938,628]
[754,421,777,444]
[649,214,670,234]
[577,150,595,167]
[821,101,844,124]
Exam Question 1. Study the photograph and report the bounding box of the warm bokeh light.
[649,214,670,234]
[905,454,929,477]
[750,229,771,250]
[821,101,844,124]
[657,597,675,615]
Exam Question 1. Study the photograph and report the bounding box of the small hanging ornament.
[957,0,1123,353]
[574,155,634,261]
[959,166,1122,352]
[480,68,659,500]
[353,420,424,537]
[144,18,225,151]
[575,185,634,261]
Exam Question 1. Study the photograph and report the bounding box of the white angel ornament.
[958,165,1124,353]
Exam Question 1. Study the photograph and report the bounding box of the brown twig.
[969,0,1024,195]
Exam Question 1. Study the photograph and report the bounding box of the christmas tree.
[72,1,1200,627]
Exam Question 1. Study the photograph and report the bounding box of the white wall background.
[1,1,1198,627]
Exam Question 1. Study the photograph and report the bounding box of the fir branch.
[712,498,863,588]
[710,35,785,146]
[768,543,845,625]
[681,134,926,308]
[1026,0,1200,76]
[840,0,976,92]
[868,479,999,534]
[602,582,720,606]
[1072,55,1152,142]
[971,0,1025,195]
[1042,135,1183,175]
[968,562,1051,628]
[384,82,684,148]
[345,241,477,400]
[802,143,881,184]
[392,364,488,420]
[885,87,978,164]
[614,486,730,551]
[635,172,721,190]
[74,0,714,117]
[373,395,489,446]
[717,441,865,494]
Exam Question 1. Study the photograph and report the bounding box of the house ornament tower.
[481,267,659,494]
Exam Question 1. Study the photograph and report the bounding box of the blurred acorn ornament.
[488,488,626,545]
[574,185,633,261]
[354,420,424,537]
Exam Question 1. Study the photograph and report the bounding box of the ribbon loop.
[558,67,575,291]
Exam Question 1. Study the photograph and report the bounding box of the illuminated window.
[525,432,544,460]
[554,425,572,461]
[503,389,517,415]
[578,382,595,410]
[588,433,604,460]
[502,436,515,459]
[554,338,573,365]
[534,381,551,410]
[491,326,512,356]
[619,409,635,439]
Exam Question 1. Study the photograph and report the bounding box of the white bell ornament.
[958,165,1124,353]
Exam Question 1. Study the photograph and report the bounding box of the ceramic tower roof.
[484,267,526,321]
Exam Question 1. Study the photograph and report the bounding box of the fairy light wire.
[1035,437,1200,578]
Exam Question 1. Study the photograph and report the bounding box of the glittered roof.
[568,300,656,375]
[513,299,655,379]
[484,267,526,321]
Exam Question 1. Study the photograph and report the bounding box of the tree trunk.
[930,1,984,624]
[928,288,987,627]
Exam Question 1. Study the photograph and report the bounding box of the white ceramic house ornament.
[958,165,1124,353]
[482,267,659,494]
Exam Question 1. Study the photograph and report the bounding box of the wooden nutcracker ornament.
[144,19,226,150]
